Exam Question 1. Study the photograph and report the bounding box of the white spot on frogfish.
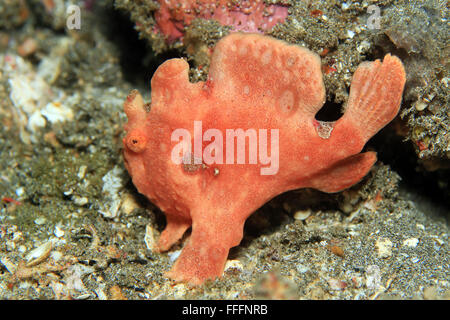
[261,49,272,65]
[279,90,295,113]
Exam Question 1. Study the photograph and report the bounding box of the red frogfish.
[122,33,406,285]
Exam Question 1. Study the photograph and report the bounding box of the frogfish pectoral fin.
[307,151,377,193]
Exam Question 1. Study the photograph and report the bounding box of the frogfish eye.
[125,129,148,153]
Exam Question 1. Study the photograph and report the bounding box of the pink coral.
[122,33,406,285]
[154,0,288,42]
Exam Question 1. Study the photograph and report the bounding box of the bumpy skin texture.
[154,0,288,42]
[122,33,406,285]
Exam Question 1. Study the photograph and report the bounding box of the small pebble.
[366,265,381,290]
[73,196,88,206]
[77,165,88,179]
[375,238,393,258]
[296,264,309,274]
[75,293,92,300]
[109,285,127,300]
[34,217,47,225]
[15,187,25,197]
[50,251,63,262]
[328,278,347,290]
[357,40,371,53]
[346,30,355,38]
[25,241,52,267]
[173,284,187,299]
[329,245,345,257]
[294,209,311,220]
[403,238,419,248]
[168,250,181,263]
[423,286,439,300]
[144,224,156,251]
[121,193,141,215]
[224,260,244,273]
[414,100,428,111]
[341,2,351,10]
[54,226,64,238]
[17,38,38,57]
[6,241,15,251]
